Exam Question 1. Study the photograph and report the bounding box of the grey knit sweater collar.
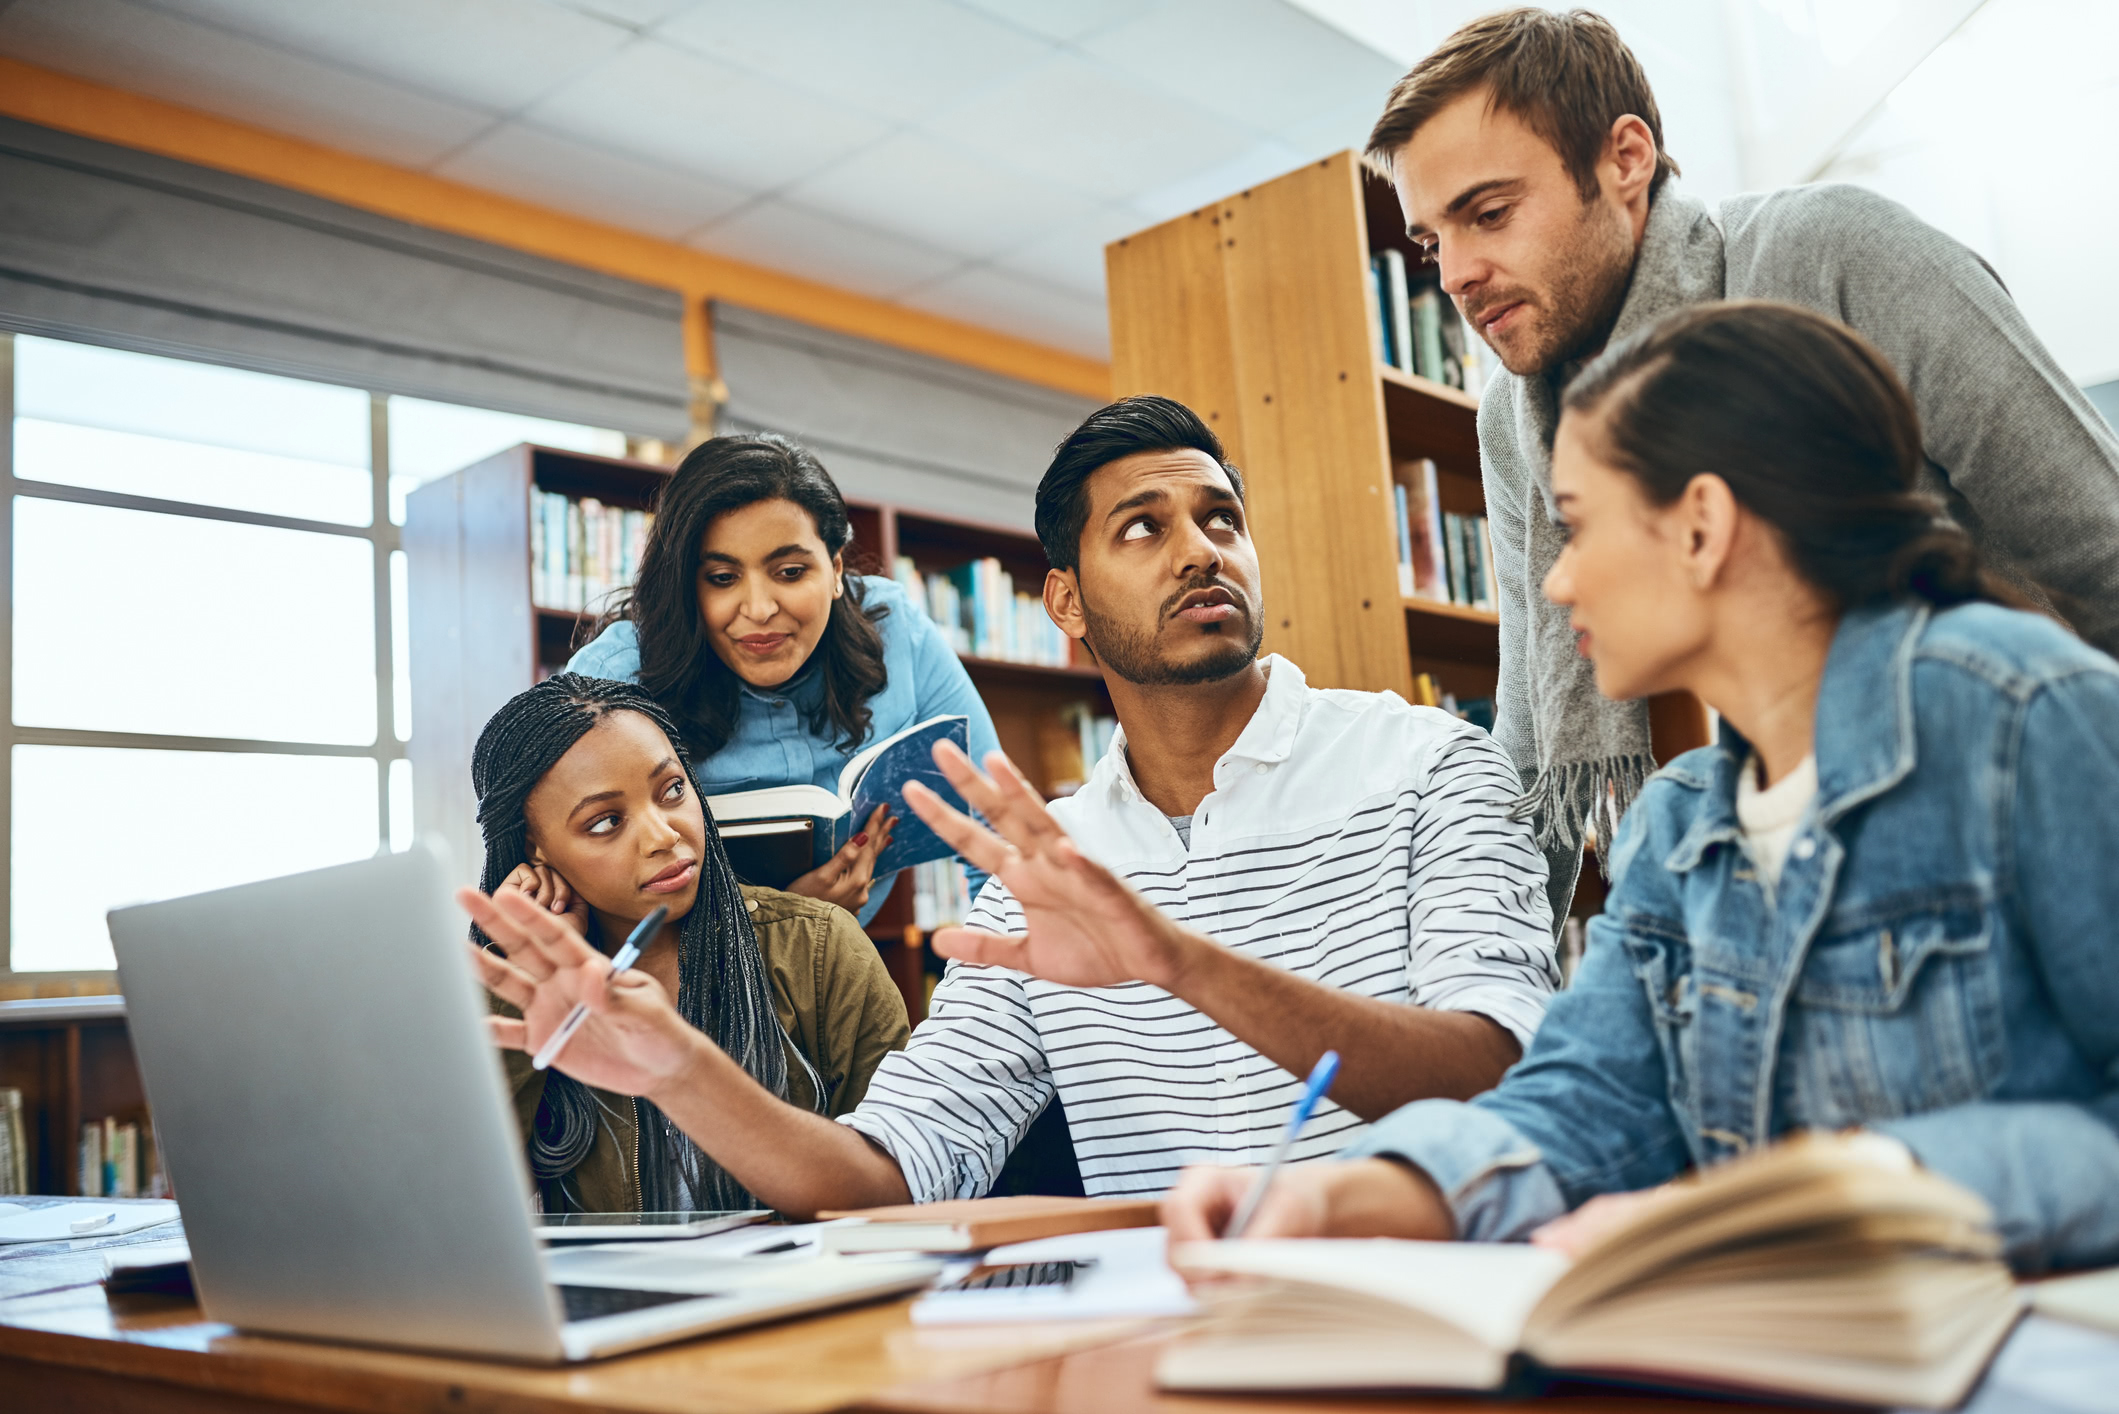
[1503,185,1725,854]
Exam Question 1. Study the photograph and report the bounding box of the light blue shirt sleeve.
[888,588,1001,906]
[566,620,642,682]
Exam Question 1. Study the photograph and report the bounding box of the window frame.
[0,332,408,982]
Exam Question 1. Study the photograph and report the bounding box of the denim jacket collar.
[1663,600,1929,873]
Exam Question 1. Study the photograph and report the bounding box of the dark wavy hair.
[470,673,821,1214]
[595,433,888,758]
[1563,300,2020,612]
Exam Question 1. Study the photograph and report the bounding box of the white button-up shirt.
[842,655,1558,1201]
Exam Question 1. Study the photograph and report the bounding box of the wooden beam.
[0,57,1110,401]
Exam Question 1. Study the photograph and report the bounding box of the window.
[3,333,621,975]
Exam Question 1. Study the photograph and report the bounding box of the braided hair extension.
[470,673,822,1212]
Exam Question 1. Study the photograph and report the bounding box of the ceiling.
[4,0,2113,390]
[0,0,1411,362]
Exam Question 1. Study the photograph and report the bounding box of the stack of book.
[891,555,1075,668]
[1393,459,1496,611]
[531,491,654,614]
[1368,249,1487,398]
[78,1114,163,1199]
[0,1088,26,1194]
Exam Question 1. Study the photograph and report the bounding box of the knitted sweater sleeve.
[1728,184,2119,656]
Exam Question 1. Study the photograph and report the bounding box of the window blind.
[0,117,688,438]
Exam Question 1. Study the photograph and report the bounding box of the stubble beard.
[1487,197,1638,380]
[1078,584,1264,688]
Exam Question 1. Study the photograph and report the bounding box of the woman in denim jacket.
[1165,301,2119,1273]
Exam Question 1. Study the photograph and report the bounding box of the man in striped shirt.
[471,396,1558,1214]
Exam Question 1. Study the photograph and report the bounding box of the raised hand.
[463,885,704,1097]
[899,742,1199,990]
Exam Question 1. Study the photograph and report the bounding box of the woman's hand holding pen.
[464,887,705,1099]
[900,741,1198,989]
[789,803,894,912]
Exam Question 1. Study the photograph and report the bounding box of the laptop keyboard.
[558,1284,714,1322]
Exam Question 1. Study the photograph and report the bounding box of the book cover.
[842,716,972,877]
[1412,288,1446,383]
[1367,256,1395,367]
[1396,459,1447,600]
[1381,248,1414,376]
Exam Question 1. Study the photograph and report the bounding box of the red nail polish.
[853,832,869,846]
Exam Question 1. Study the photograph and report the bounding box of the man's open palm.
[902,744,1194,990]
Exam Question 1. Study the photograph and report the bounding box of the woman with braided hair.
[467,672,906,1215]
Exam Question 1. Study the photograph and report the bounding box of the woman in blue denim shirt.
[1165,302,2119,1273]
[569,433,999,926]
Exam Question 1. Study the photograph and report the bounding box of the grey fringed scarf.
[1483,186,1726,920]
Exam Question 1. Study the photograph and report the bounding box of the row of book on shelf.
[904,703,1118,933]
[0,1089,168,1198]
[1410,672,1495,734]
[1369,248,1487,397]
[891,554,1077,669]
[531,490,655,614]
[81,1112,166,1199]
[1393,457,1497,610]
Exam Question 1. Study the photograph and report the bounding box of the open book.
[1161,1136,2022,1410]
[708,715,970,889]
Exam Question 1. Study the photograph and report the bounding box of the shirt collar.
[1095,654,1306,804]
[1662,600,1926,872]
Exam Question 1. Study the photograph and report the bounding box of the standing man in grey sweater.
[1367,8,2119,922]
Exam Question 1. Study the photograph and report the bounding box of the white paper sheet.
[0,1200,180,1245]
[912,1225,1197,1325]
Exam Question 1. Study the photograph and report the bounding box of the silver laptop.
[107,842,938,1362]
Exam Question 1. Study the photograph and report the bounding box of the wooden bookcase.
[0,997,141,1196]
[1105,151,1709,917]
[406,444,1113,1023]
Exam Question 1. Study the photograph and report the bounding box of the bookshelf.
[407,444,1114,1023]
[0,997,142,1196]
[1105,151,1709,918]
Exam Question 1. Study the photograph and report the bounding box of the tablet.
[533,1210,772,1243]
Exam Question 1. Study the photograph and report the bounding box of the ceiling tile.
[900,265,1110,359]
[1079,0,1403,134]
[989,204,1150,300]
[950,0,1150,44]
[434,122,750,239]
[0,0,494,166]
[690,197,964,300]
[785,130,1101,261]
[548,0,700,28]
[1126,139,1306,224]
[142,0,632,114]
[658,0,1049,124]
[918,53,1260,203]
[523,37,890,192]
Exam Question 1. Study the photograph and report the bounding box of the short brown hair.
[1365,8,1678,201]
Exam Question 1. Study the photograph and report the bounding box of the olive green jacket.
[494,885,909,1213]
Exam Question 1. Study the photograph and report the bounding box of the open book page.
[1160,1239,1568,1390]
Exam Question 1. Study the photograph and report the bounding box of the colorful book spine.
[529,490,654,613]
[1412,289,1446,383]
[1381,248,1413,375]
[1393,481,1414,597]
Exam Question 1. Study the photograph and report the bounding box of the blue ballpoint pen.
[1224,1050,1341,1239]
[530,904,668,1072]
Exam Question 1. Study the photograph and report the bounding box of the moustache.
[1160,576,1250,622]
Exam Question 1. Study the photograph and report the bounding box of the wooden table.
[0,1201,1798,1414]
